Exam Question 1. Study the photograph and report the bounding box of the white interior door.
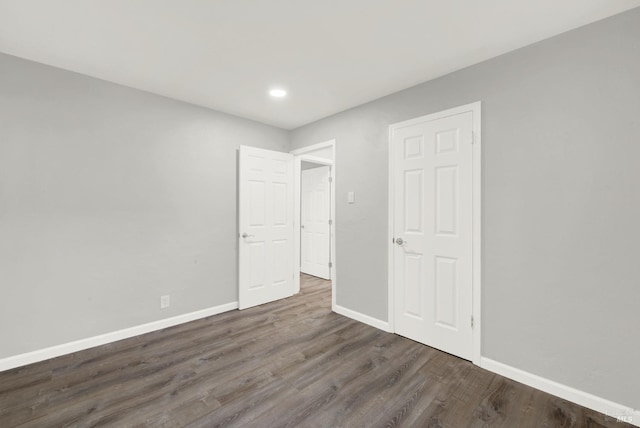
[301,165,331,279]
[392,110,474,360]
[239,145,294,310]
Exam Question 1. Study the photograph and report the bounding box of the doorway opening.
[300,161,332,280]
[292,140,336,310]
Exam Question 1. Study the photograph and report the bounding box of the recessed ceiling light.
[269,89,287,98]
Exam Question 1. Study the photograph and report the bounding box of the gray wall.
[290,8,640,409]
[0,53,288,358]
[1,6,638,411]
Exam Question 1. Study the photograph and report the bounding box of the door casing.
[292,140,336,309]
[387,102,482,365]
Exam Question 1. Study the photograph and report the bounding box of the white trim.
[390,102,480,129]
[290,140,335,155]
[291,140,336,313]
[333,304,391,333]
[481,357,640,427]
[387,123,395,333]
[388,101,482,365]
[293,155,302,293]
[471,103,482,365]
[300,154,332,166]
[0,302,238,373]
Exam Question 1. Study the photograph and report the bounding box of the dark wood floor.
[0,274,631,428]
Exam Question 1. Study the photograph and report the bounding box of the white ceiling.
[1,1,639,130]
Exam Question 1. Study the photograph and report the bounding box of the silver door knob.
[395,238,404,245]
[242,233,254,238]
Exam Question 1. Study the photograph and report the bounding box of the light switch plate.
[348,192,355,203]
[160,295,170,309]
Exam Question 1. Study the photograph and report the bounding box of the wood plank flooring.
[0,274,632,427]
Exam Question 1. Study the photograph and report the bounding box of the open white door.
[301,165,331,279]
[239,145,294,310]
[391,104,478,361]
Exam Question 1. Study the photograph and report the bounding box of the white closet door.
[392,111,474,360]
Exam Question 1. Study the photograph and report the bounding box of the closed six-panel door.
[392,110,474,360]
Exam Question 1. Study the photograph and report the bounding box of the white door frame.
[388,102,482,365]
[292,140,336,309]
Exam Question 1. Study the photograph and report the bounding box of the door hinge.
[471,131,476,144]
[328,219,333,226]
[471,315,474,328]
[328,176,333,183]
[328,262,333,268]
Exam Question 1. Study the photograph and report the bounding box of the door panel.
[403,253,423,319]
[392,111,473,360]
[435,256,458,328]
[301,166,331,279]
[239,145,294,309]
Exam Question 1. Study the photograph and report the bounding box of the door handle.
[241,233,254,239]
[395,238,405,245]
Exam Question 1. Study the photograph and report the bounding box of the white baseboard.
[481,357,640,427]
[333,304,391,332]
[0,302,238,373]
